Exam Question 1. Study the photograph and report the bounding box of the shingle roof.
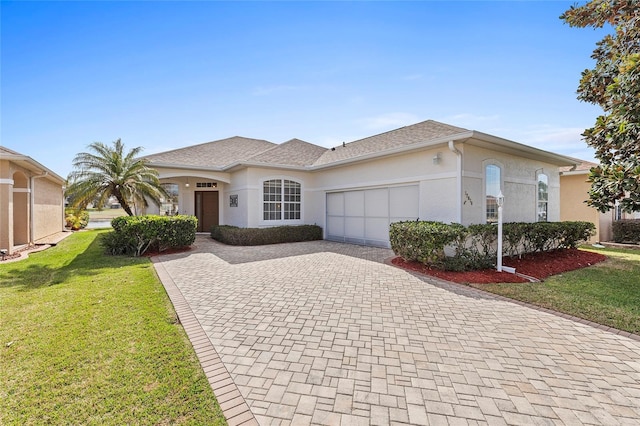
[142,136,276,168]
[312,120,469,166]
[143,119,572,171]
[246,139,328,167]
[0,146,22,155]
[559,159,598,173]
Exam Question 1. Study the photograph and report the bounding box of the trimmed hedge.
[211,225,322,246]
[612,219,640,244]
[102,215,197,256]
[390,220,595,271]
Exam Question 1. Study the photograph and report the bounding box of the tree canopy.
[66,139,168,216]
[561,0,640,212]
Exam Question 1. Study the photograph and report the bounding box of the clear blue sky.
[2,1,608,178]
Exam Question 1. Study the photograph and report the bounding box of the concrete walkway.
[153,236,640,425]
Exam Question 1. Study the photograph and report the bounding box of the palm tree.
[66,139,168,216]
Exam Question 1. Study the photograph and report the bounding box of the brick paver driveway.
[154,236,640,425]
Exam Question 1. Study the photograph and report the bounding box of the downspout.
[30,171,48,245]
[448,141,463,224]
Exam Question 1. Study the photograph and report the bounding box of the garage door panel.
[326,185,419,247]
[365,189,389,217]
[344,191,365,216]
[327,216,344,238]
[365,217,390,240]
[345,217,365,238]
[327,192,344,216]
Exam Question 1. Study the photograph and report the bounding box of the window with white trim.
[263,179,301,221]
[537,173,548,222]
[485,164,501,223]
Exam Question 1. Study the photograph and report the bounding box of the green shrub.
[211,225,322,245]
[102,215,197,256]
[557,221,596,248]
[389,221,465,265]
[64,208,89,230]
[390,220,596,271]
[612,219,640,244]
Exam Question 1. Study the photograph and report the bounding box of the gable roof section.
[313,120,469,166]
[560,159,598,175]
[0,146,65,184]
[144,119,577,171]
[246,138,328,167]
[142,136,276,169]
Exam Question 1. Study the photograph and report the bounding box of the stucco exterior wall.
[461,144,562,224]
[243,167,315,228]
[226,169,251,227]
[560,173,610,242]
[0,158,64,253]
[33,177,64,241]
[313,147,459,224]
[0,159,13,251]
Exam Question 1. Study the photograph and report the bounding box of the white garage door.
[326,185,419,247]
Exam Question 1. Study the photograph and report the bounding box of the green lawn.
[87,207,127,221]
[475,246,640,334]
[0,230,226,425]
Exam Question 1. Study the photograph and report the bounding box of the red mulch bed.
[391,249,607,284]
[142,246,194,257]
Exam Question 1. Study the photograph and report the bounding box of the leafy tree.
[561,0,640,212]
[66,139,168,216]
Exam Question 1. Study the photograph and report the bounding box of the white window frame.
[261,177,303,224]
[536,172,549,222]
[483,160,503,224]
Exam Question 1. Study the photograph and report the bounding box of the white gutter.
[30,171,48,244]
[448,140,463,224]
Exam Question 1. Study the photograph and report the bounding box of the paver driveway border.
[153,236,640,425]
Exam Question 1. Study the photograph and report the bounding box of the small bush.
[65,208,89,230]
[102,215,197,256]
[613,219,640,244]
[389,221,465,265]
[211,225,322,245]
[390,220,596,271]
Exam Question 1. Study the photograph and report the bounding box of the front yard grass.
[474,246,640,335]
[0,230,226,425]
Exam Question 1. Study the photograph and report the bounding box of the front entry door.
[195,191,219,232]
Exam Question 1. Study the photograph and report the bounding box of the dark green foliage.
[561,2,640,212]
[211,225,322,246]
[102,215,197,256]
[390,220,596,271]
[389,221,465,265]
[64,208,89,230]
[66,139,168,216]
[612,219,640,244]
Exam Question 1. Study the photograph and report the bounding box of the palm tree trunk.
[113,188,134,216]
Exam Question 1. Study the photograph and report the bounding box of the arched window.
[263,179,301,221]
[485,164,501,223]
[537,173,548,222]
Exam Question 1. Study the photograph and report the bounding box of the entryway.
[195,191,219,232]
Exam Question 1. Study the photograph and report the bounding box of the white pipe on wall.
[448,140,463,224]
[30,171,48,244]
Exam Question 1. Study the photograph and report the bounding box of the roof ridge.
[343,119,469,146]
[143,136,275,158]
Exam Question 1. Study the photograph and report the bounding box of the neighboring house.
[0,147,66,254]
[560,160,639,243]
[143,120,576,247]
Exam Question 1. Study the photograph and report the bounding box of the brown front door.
[195,191,219,232]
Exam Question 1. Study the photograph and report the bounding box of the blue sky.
[2,1,608,178]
